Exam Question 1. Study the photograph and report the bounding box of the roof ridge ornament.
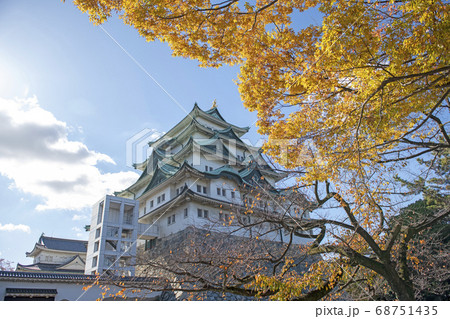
[211,99,218,109]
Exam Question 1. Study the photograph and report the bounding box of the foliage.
[73,0,450,300]
[0,258,14,271]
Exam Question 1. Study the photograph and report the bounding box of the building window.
[92,256,98,268]
[121,229,132,239]
[157,196,161,204]
[162,193,165,201]
[124,211,133,224]
[145,239,157,251]
[150,200,154,208]
[217,187,227,196]
[231,191,235,199]
[95,227,101,239]
[94,241,99,252]
[176,186,185,195]
[97,201,103,224]
[168,214,176,225]
[144,206,147,215]
[184,208,188,218]
[106,226,119,237]
[197,209,208,218]
[197,185,207,194]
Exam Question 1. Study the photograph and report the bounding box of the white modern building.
[85,195,140,276]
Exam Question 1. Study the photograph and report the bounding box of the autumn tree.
[0,258,14,271]
[73,0,449,300]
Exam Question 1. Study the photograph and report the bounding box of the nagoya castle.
[84,103,312,276]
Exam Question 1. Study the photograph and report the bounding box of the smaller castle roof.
[16,257,85,274]
[37,234,87,253]
[26,234,87,258]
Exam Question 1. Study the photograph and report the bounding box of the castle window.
[231,191,235,199]
[157,196,161,204]
[197,185,207,194]
[150,200,154,208]
[95,227,101,239]
[217,188,221,195]
[167,214,176,225]
[197,209,209,219]
[92,256,98,268]
[162,194,165,201]
[184,208,188,218]
[222,189,226,196]
[94,241,99,252]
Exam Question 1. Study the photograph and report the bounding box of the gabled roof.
[16,256,86,274]
[205,107,226,121]
[56,255,86,270]
[214,126,245,143]
[148,104,249,149]
[141,163,180,194]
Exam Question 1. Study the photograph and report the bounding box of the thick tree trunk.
[383,264,415,300]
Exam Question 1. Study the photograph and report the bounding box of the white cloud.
[0,223,31,233]
[0,96,139,211]
[72,214,88,221]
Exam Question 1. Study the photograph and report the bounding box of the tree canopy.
[73,0,449,300]
[74,0,448,187]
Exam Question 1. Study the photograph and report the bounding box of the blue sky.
[0,0,322,266]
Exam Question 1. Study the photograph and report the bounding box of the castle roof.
[148,103,249,149]
[16,255,86,274]
[26,234,87,258]
[116,104,284,198]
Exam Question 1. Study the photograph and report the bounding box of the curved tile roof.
[38,235,87,253]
